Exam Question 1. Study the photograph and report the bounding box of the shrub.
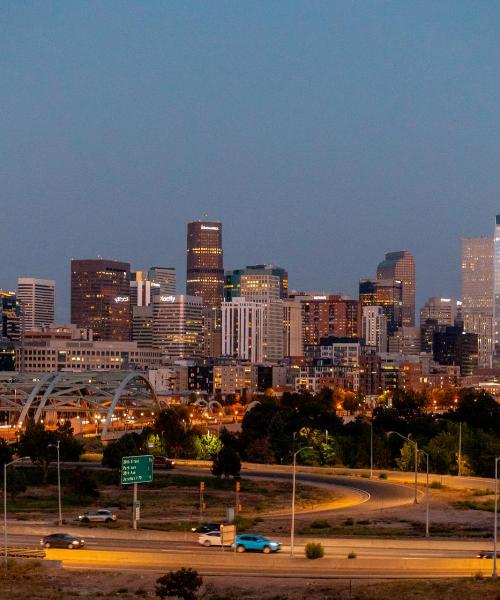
[378,472,388,480]
[156,568,202,600]
[310,519,330,529]
[305,542,324,559]
[343,517,354,526]
[430,480,443,489]
[347,551,357,559]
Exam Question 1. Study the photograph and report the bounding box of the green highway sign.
[121,455,153,485]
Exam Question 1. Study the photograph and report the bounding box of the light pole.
[457,422,462,477]
[48,441,62,526]
[493,456,500,579]
[370,416,373,479]
[387,431,418,504]
[4,456,29,567]
[290,445,312,557]
[418,449,430,537]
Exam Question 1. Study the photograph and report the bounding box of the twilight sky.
[2,1,500,320]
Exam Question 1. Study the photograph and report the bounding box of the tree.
[0,439,13,469]
[453,390,500,433]
[102,432,145,469]
[425,431,458,474]
[153,408,191,458]
[56,420,84,462]
[155,568,202,600]
[395,440,421,472]
[6,468,26,500]
[69,466,99,499]
[192,432,222,461]
[244,438,275,464]
[18,419,57,483]
[212,445,241,478]
[463,428,500,477]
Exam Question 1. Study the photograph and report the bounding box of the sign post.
[199,481,205,521]
[235,480,241,513]
[121,455,153,530]
[220,523,236,553]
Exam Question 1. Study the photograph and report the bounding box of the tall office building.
[71,259,131,341]
[283,300,304,357]
[148,267,176,296]
[462,236,494,367]
[420,297,457,326]
[361,306,387,352]
[289,293,359,346]
[225,265,288,301]
[186,221,224,308]
[359,279,402,335]
[221,298,264,363]
[17,278,55,331]
[0,291,21,341]
[239,271,284,362]
[130,271,154,307]
[377,251,416,326]
[152,294,203,359]
[132,305,153,347]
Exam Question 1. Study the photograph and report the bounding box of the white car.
[78,509,117,523]
[198,531,230,547]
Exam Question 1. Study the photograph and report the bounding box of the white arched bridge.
[0,371,160,440]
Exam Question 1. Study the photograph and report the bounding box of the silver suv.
[78,509,117,523]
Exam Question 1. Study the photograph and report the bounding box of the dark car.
[191,523,222,534]
[477,550,500,559]
[153,456,175,469]
[40,533,85,549]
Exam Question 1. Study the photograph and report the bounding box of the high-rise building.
[130,271,154,307]
[0,291,21,341]
[283,300,303,357]
[221,298,265,363]
[71,259,131,341]
[132,305,153,347]
[433,326,478,376]
[202,306,222,358]
[359,279,402,335]
[186,221,223,308]
[420,297,457,326]
[238,271,284,362]
[148,267,176,296]
[290,292,359,345]
[17,278,55,331]
[152,294,203,359]
[377,251,416,326]
[361,306,387,353]
[225,265,288,301]
[387,326,421,355]
[462,236,494,367]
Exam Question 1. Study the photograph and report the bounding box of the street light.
[4,456,29,567]
[493,456,500,579]
[418,449,430,537]
[290,445,312,557]
[370,415,373,479]
[387,431,419,504]
[48,441,62,526]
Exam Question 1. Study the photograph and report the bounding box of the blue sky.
[2,1,500,319]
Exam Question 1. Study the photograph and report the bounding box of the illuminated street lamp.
[387,431,418,504]
[4,456,29,567]
[494,456,500,579]
[290,445,312,557]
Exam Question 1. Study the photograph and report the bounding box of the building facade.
[376,250,416,327]
[186,221,224,308]
[17,277,55,331]
[362,306,388,353]
[71,259,131,341]
[152,294,203,359]
[221,298,264,363]
[462,236,494,368]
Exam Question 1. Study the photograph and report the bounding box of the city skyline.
[3,3,500,322]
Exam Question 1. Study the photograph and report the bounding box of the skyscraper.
[152,294,203,359]
[71,259,131,341]
[17,278,55,331]
[186,221,224,308]
[221,298,264,363]
[376,251,416,327]
[225,265,288,301]
[462,236,494,367]
[148,267,176,296]
[361,306,387,353]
